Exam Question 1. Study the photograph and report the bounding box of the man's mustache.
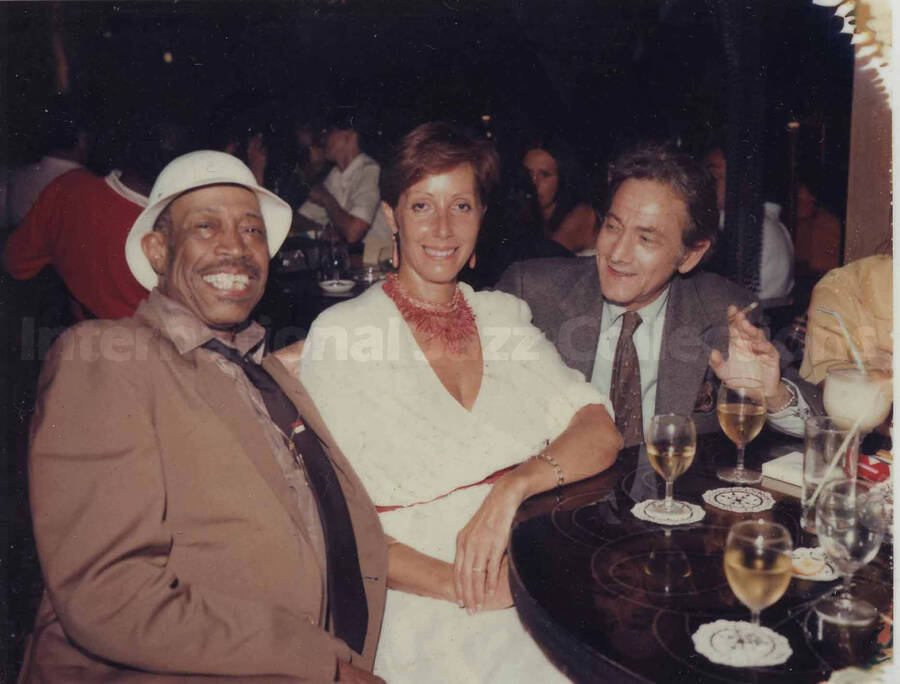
[200,258,262,279]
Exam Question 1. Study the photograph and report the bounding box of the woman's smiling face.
[385,163,483,295]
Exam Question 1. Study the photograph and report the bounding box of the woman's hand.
[454,475,526,613]
[479,555,513,611]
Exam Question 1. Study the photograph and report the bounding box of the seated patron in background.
[498,143,820,447]
[521,136,598,254]
[6,95,92,227]
[3,118,187,320]
[792,175,842,277]
[703,145,794,301]
[290,122,621,682]
[20,151,386,682]
[801,253,893,384]
[296,109,392,259]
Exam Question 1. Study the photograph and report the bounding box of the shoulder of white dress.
[465,284,533,325]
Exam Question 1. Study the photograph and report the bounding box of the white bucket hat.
[125,150,293,290]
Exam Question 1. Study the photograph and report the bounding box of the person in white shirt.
[703,146,794,301]
[297,111,391,258]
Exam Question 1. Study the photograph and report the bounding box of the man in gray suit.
[497,143,816,447]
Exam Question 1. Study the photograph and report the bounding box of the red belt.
[375,464,516,513]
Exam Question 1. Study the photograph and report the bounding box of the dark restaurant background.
[1,0,859,678]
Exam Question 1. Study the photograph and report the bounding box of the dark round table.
[509,431,893,683]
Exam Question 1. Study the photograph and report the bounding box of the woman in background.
[521,136,598,254]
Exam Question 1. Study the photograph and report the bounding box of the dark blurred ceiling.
[2,0,854,199]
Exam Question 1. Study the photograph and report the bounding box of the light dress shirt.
[150,290,327,574]
[591,287,670,432]
[298,152,392,248]
[718,203,794,301]
[590,285,809,439]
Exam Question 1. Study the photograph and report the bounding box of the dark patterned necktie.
[202,338,368,653]
[609,311,644,447]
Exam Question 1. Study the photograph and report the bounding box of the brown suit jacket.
[19,302,386,682]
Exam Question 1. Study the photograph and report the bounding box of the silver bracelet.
[767,382,797,414]
[532,441,565,489]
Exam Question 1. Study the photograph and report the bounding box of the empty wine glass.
[724,519,793,627]
[814,478,886,626]
[645,414,696,517]
[717,378,766,484]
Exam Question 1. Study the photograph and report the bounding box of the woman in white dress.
[292,123,622,682]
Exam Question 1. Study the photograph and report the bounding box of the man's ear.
[141,231,170,277]
[677,240,711,275]
[382,201,398,232]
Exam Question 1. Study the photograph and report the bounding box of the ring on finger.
[471,567,485,573]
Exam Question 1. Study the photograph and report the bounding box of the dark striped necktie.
[202,337,368,653]
[610,311,644,447]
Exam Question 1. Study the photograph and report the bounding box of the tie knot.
[620,311,642,338]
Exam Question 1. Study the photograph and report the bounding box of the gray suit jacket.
[496,257,819,436]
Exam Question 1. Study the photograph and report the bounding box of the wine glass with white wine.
[717,378,766,483]
[724,519,793,627]
[814,478,886,626]
[645,414,696,517]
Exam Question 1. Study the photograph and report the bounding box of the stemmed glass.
[645,414,696,517]
[814,478,886,626]
[717,378,766,484]
[724,519,793,627]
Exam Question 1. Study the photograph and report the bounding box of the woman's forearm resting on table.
[502,403,621,502]
[387,542,457,604]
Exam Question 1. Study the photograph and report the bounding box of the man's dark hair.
[606,142,718,255]
[381,121,500,208]
[324,107,375,151]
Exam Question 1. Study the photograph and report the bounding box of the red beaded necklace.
[383,273,477,354]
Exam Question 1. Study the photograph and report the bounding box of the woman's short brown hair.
[381,122,500,208]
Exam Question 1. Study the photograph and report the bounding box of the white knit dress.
[299,283,611,683]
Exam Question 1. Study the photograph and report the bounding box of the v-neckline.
[388,284,485,414]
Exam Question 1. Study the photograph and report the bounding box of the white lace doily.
[692,619,792,667]
[702,487,775,513]
[631,499,705,525]
[791,547,840,581]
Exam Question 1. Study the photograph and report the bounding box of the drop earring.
[391,232,400,269]
[468,251,476,269]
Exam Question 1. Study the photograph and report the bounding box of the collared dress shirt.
[299,152,392,248]
[149,290,327,575]
[590,286,810,439]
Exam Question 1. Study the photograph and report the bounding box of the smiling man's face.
[595,178,709,311]
[143,184,269,333]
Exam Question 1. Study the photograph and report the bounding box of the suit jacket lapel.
[193,355,313,537]
[656,276,716,417]
[562,260,604,378]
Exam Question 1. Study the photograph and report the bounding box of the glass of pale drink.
[801,416,859,533]
[823,363,892,434]
[717,378,767,483]
[645,414,697,516]
[724,519,793,627]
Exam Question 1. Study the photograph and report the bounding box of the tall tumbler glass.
[801,416,860,533]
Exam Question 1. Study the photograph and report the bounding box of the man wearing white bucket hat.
[21,150,387,682]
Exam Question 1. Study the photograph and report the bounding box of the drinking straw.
[817,307,866,373]
[806,381,888,508]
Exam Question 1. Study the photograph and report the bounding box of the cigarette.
[728,301,759,322]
